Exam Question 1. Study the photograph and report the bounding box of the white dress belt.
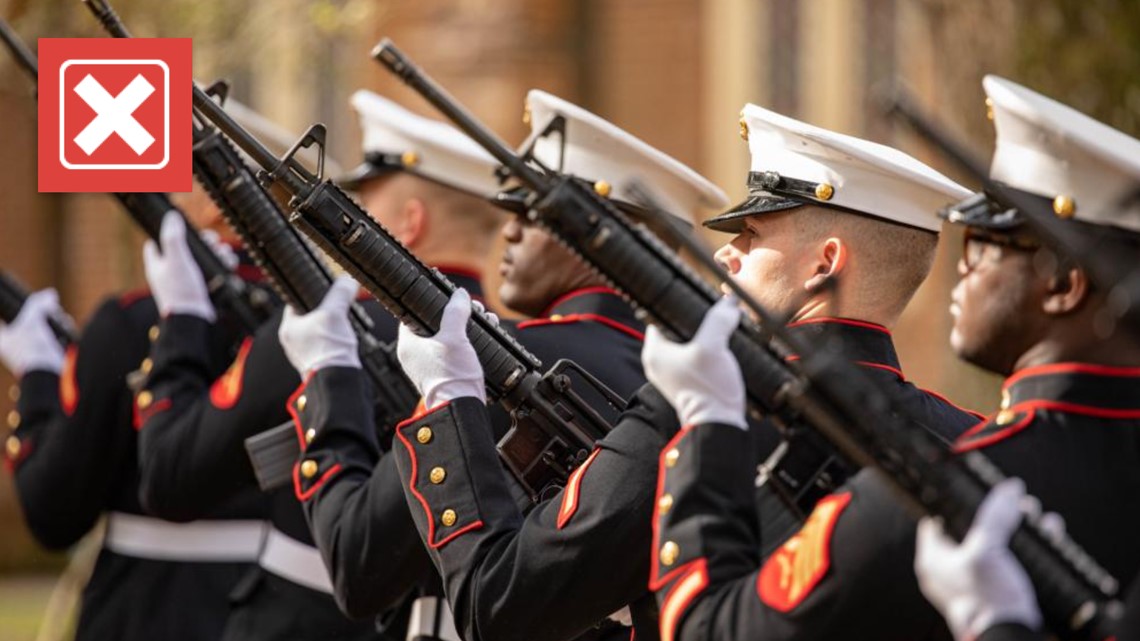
[257,527,334,595]
[104,512,266,563]
[407,596,461,641]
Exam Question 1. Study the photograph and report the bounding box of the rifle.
[0,270,76,347]
[374,41,1123,639]
[184,63,626,504]
[884,88,1140,333]
[0,18,270,336]
[81,0,421,490]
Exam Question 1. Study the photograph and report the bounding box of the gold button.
[441,509,457,527]
[416,427,433,444]
[814,182,834,201]
[738,116,749,141]
[305,428,316,445]
[7,410,19,430]
[660,541,680,566]
[401,150,420,168]
[8,385,19,402]
[1053,195,1076,218]
[137,390,153,409]
[430,467,446,484]
[658,493,674,516]
[148,325,160,341]
[5,435,20,458]
[593,180,612,198]
[140,358,153,374]
[664,448,680,468]
[300,459,319,479]
[995,409,1016,426]
[985,97,995,121]
[999,389,1011,410]
[297,395,307,412]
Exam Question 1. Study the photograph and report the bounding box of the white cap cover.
[526,90,728,224]
[985,75,1140,233]
[705,103,971,233]
[340,90,501,199]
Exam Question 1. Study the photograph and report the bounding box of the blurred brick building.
[1,0,1134,574]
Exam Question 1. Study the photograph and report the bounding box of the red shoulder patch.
[757,492,853,612]
[556,448,602,529]
[209,337,254,410]
[59,345,79,416]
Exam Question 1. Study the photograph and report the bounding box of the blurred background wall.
[0,0,1137,607]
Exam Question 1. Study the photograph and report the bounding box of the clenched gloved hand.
[915,478,1045,640]
[279,275,361,376]
[0,289,70,376]
[142,212,215,321]
[396,289,485,408]
[641,296,746,428]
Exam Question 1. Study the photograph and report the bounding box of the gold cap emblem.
[1053,195,1076,218]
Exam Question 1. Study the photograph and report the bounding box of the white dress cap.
[525,90,728,224]
[985,75,1140,233]
[705,103,971,233]
[340,90,501,199]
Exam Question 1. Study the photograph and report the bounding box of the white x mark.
[72,73,156,156]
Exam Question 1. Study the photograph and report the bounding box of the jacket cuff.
[393,396,506,549]
[651,423,755,589]
[291,366,375,500]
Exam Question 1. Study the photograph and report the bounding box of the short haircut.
[792,206,939,319]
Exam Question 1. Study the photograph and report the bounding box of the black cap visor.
[939,185,1041,231]
[336,151,410,192]
[703,193,806,233]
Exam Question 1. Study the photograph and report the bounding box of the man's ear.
[397,198,429,248]
[1042,265,1089,315]
[804,237,847,292]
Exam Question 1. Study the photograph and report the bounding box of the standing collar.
[536,287,645,338]
[1000,363,1140,415]
[784,317,902,377]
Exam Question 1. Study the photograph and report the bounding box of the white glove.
[279,275,361,376]
[641,296,746,428]
[915,478,1043,641]
[199,229,239,271]
[143,212,216,321]
[397,289,485,408]
[0,289,69,376]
